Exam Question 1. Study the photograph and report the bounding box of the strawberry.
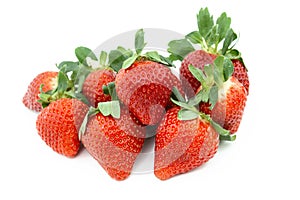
[154,107,219,180]
[113,29,183,125]
[80,105,145,180]
[36,98,88,157]
[168,7,249,97]
[23,71,58,112]
[82,69,115,107]
[189,56,247,134]
[154,83,237,180]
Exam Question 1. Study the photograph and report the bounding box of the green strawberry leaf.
[209,85,219,109]
[98,102,112,116]
[188,88,208,106]
[122,54,138,69]
[171,98,199,113]
[171,87,186,103]
[108,49,128,72]
[167,54,182,62]
[111,101,121,118]
[206,25,218,48]
[188,65,207,88]
[145,51,162,63]
[57,61,79,73]
[75,46,97,66]
[135,29,146,55]
[117,46,134,58]
[203,64,214,85]
[98,100,120,118]
[197,7,214,39]
[210,118,236,141]
[159,55,175,67]
[213,56,225,87]
[57,71,69,95]
[145,51,174,66]
[223,57,234,81]
[99,51,107,66]
[79,107,99,140]
[167,39,195,61]
[216,12,231,43]
[188,64,215,106]
[102,82,118,101]
[225,49,241,59]
[74,64,92,94]
[178,109,199,120]
[79,109,89,140]
[222,28,237,55]
[219,134,236,141]
[64,90,89,105]
[186,31,202,44]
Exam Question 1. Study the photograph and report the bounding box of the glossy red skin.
[23,71,58,112]
[82,69,115,107]
[82,107,145,181]
[154,107,219,180]
[36,98,88,157]
[181,50,249,97]
[115,61,183,125]
[231,59,249,94]
[199,77,247,134]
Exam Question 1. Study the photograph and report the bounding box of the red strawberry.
[154,106,219,180]
[190,56,247,134]
[23,71,58,112]
[81,107,145,180]
[168,8,249,97]
[36,98,88,157]
[82,69,115,107]
[115,60,183,125]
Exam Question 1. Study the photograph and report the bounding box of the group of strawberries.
[23,8,249,181]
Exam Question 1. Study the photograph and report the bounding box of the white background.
[1,0,299,199]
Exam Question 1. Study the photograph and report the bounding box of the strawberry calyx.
[188,55,234,109]
[167,7,244,65]
[107,29,174,72]
[171,89,235,141]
